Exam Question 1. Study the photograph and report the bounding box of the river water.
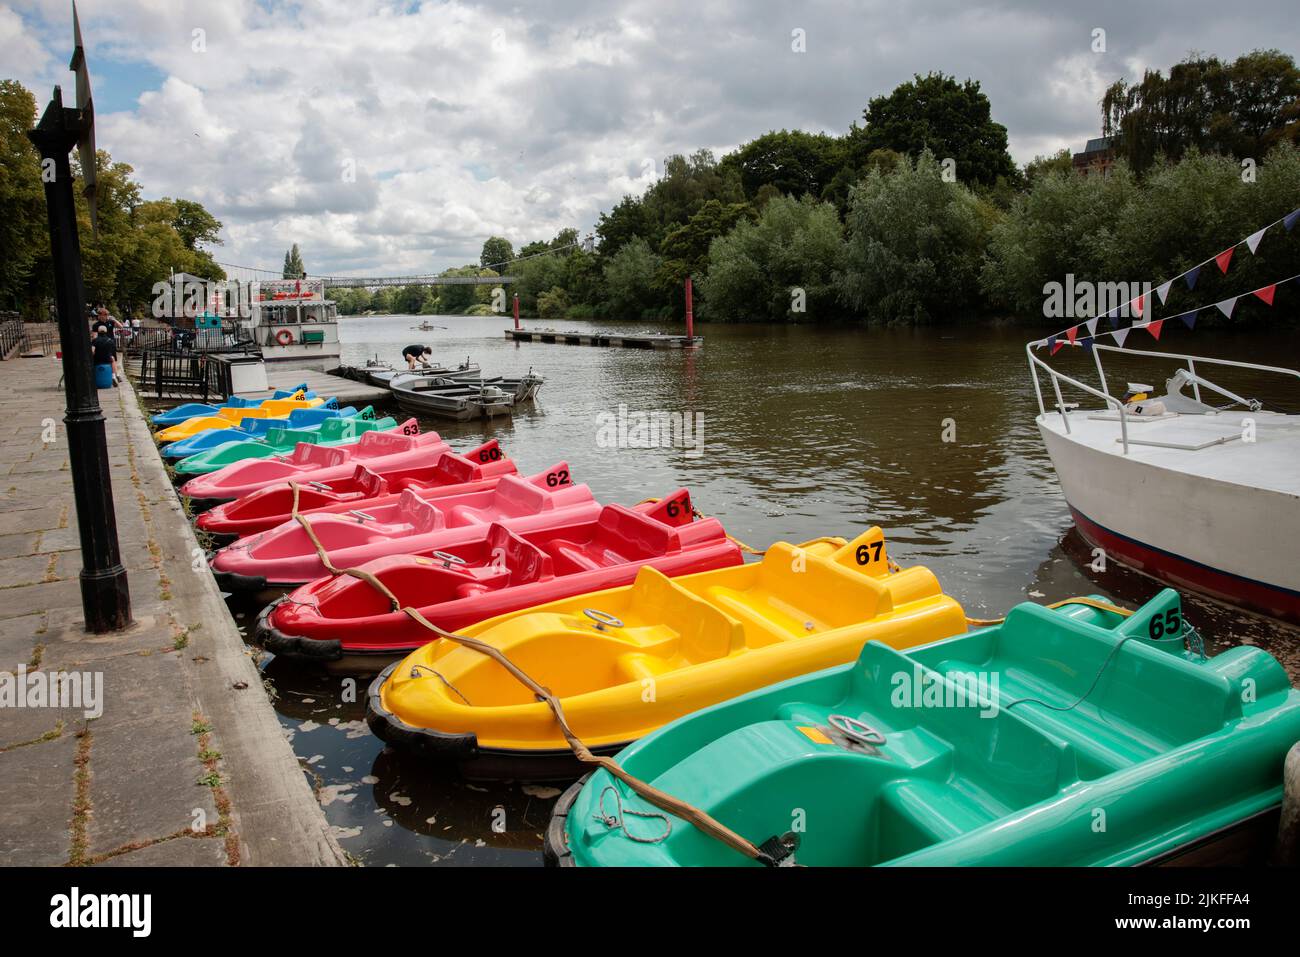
[224,313,1300,866]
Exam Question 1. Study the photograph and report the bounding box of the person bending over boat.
[402,344,433,370]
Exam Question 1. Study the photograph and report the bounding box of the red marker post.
[684,276,694,339]
[512,293,520,329]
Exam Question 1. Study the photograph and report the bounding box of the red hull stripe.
[1070,506,1300,624]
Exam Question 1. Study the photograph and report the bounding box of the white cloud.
[10,0,1299,275]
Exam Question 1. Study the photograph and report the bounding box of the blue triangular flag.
[1181,310,1197,330]
[1284,208,1300,232]
[1184,266,1200,291]
[1080,336,1094,353]
[1046,335,1057,354]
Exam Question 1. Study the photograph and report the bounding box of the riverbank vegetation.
[352,50,1296,328]
[0,80,225,318]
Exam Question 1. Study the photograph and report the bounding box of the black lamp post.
[27,4,131,633]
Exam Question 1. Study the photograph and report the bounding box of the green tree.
[595,195,649,261]
[480,236,514,270]
[702,195,847,323]
[169,198,222,250]
[282,243,305,278]
[537,286,570,319]
[1103,50,1300,174]
[601,237,662,320]
[719,129,848,200]
[841,151,995,323]
[0,80,46,311]
[860,73,1017,187]
[1024,149,1074,185]
[655,199,753,313]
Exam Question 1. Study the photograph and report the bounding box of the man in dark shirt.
[91,325,121,385]
[402,344,433,370]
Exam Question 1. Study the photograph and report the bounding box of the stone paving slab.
[0,358,343,867]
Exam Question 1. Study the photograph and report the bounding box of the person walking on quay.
[402,343,433,370]
[91,323,122,387]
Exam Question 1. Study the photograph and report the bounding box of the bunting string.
[1034,206,1300,354]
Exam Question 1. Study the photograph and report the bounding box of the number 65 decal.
[1148,608,1181,640]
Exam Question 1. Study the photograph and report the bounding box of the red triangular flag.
[1050,338,1065,355]
[1254,285,1277,306]
[1066,325,1078,344]
[1215,247,1235,273]
[1145,319,1164,340]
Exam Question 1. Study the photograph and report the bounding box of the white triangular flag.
[1112,328,1130,347]
[1085,317,1099,336]
[1245,227,1267,254]
[1216,297,1237,318]
[1156,280,1172,304]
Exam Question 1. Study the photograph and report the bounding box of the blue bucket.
[94,363,114,389]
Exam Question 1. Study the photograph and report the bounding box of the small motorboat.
[370,358,480,389]
[366,529,965,780]
[178,425,442,510]
[1030,342,1300,622]
[194,440,512,538]
[545,589,1300,867]
[154,396,334,443]
[209,465,587,592]
[150,384,316,426]
[391,375,513,420]
[160,406,360,460]
[172,413,403,476]
[257,491,744,663]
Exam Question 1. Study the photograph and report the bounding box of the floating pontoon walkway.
[504,328,702,349]
[252,368,392,405]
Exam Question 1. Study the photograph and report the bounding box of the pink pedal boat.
[179,424,444,510]
[209,465,591,593]
[194,440,513,540]
[255,491,742,663]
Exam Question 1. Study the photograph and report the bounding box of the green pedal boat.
[546,589,1300,867]
[173,412,400,475]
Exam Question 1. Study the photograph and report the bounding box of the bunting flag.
[1066,325,1078,344]
[1246,227,1268,254]
[1215,247,1235,273]
[1216,297,1237,318]
[1049,336,1063,355]
[1184,266,1200,291]
[1182,310,1198,330]
[1145,319,1164,340]
[1285,208,1300,232]
[1107,308,1121,328]
[1085,316,1099,336]
[1156,280,1173,304]
[1112,328,1130,347]
[1254,284,1277,305]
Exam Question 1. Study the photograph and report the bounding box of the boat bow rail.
[1026,340,1300,455]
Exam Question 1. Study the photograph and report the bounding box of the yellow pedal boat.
[367,528,967,779]
[154,396,323,443]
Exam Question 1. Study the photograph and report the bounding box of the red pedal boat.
[209,464,586,593]
[195,440,512,540]
[256,491,739,663]
[179,424,444,510]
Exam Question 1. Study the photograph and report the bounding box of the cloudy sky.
[4,0,1297,277]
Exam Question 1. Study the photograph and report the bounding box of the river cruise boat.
[238,278,341,369]
[1028,340,1300,623]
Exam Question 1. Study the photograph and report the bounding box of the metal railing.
[1026,340,1300,455]
[0,318,25,359]
[137,348,235,401]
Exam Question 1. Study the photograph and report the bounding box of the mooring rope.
[964,596,1134,627]
[288,481,775,865]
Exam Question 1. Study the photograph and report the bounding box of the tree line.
[0,80,225,318]
[407,50,1297,327]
